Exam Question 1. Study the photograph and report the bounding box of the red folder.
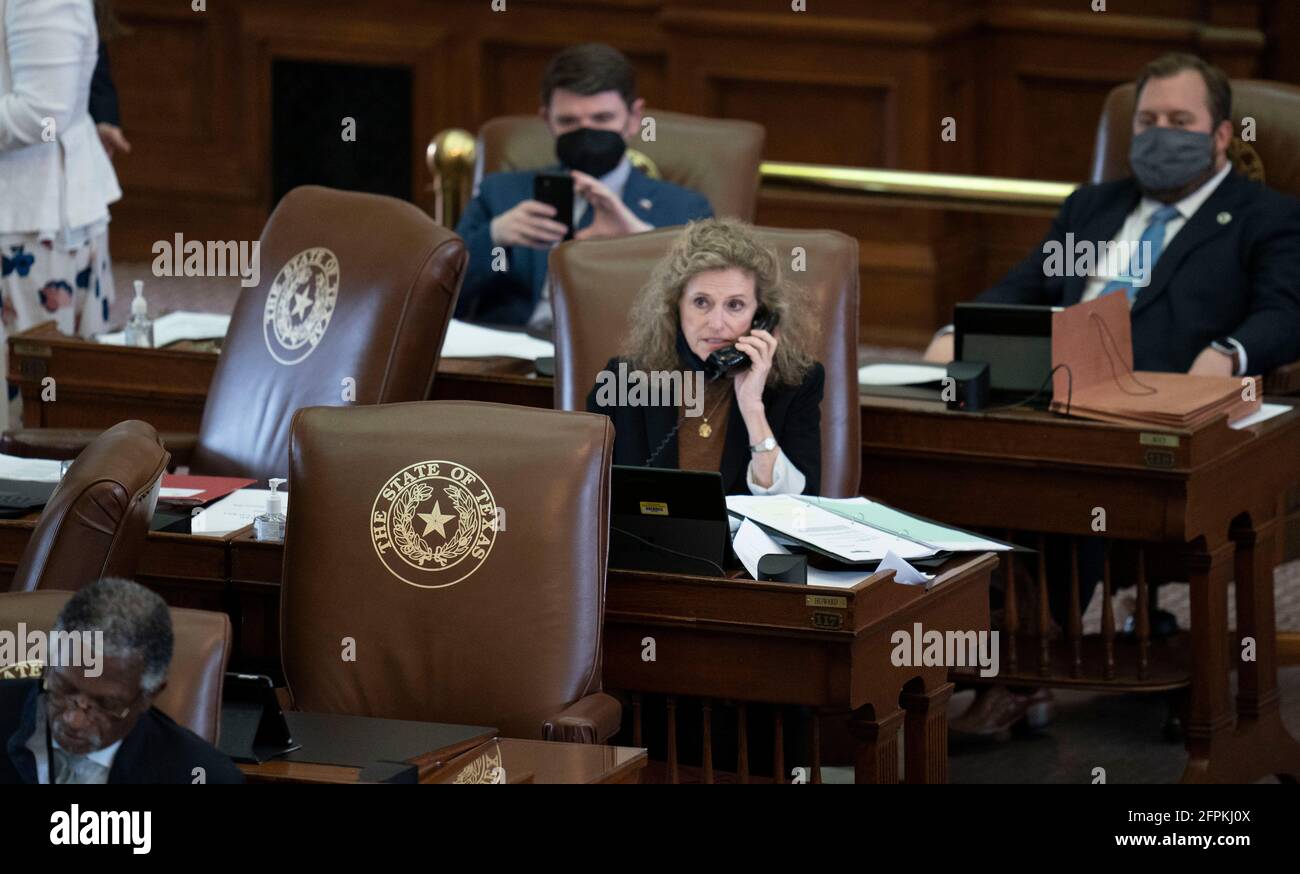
[158,474,257,507]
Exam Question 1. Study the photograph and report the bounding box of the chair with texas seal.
[1,186,469,484]
[279,400,621,742]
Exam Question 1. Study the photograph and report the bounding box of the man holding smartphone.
[454,43,713,327]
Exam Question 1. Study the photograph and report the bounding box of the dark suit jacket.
[89,42,120,127]
[1,679,244,784]
[979,171,1300,374]
[454,166,713,325]
[586,358,824,496]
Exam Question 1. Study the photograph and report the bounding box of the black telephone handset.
[703,306,779,381]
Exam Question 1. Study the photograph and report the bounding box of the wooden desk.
[0,515,994,784]
[858,392,1300,784]
[603,553,996,784]
[241,738,645,785]
[7,324,553,432]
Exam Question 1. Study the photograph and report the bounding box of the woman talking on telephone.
[586,218,824,495]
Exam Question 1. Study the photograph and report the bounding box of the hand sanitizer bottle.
[253,478,286,542]
[124,280,154,348]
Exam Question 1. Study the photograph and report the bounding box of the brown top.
[677,379,734,474]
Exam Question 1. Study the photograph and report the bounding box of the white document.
[97,312,231,348]
[158,487,204,499]
[190,488,288,536]
[0,454,63,483]
[1229,402,1292,430]
[732,519,875,589]
[440,319,555,361]
[857,363,947,386]
[726,494,937,562]
[797,496,1011,553]
[878,550,933,586]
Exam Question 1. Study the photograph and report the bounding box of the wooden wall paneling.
[99,0,1271,349]
[980,5,1266,180]
[237,2,455,218]
[1263,0,1300,86]
[108,0,260,258]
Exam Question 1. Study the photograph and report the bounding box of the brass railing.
[425,127,1077,229]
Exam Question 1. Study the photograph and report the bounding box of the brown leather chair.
[0,590,232,743]
[477,110,766,220]
[1091,80,1300,197]
[2,185,469,484]
[280,400,621,742]
[548,226,861,497]
[10,420,167,593]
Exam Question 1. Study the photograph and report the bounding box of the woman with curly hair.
[587,218,823,495]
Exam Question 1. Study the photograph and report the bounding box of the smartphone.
[704,306,780,381]
[533,173,574,241]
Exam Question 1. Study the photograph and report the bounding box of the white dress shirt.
[24,693,123,784]
[1080,162,1232,302]
[746,448,806,495]
[1078,162,1244,372]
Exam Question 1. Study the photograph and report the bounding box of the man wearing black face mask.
[926,53,1300,740]
[454,43,713,327]
[925,52,1300,378]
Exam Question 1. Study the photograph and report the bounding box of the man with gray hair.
[1,578,243,784]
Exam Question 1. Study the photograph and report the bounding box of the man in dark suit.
[928,53,1300,739]
[927,52,1300,377]
[455,43,713,327]
[2,578,243,784]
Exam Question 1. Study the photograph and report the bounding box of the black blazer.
[586,358,824,496]
[1,679,244,784]
[979,171,1300,374]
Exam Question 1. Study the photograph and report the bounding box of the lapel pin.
[1217,211,1232,225]
[639,198,653,211]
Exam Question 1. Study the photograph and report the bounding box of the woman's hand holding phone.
[732,327,778,416]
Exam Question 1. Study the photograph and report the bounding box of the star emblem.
[417,502,455,538]
[290,285,313,319]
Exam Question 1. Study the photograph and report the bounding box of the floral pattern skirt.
[0,227,115,428]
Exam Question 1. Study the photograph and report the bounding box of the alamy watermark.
[1042,235,1154,287]
[0,624,103,678]
[151,233,261,288]
[590,362,705,417]
[890,623,999,678]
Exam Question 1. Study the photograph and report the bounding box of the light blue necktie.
[1099,204,1181,303]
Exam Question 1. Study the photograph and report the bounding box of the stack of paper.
[97,312,231,348]
[796,496,1011,552]
[732,518,932,589]
[439,319,555,361]
[726,494,938,563]
[190,489,288,536]
[0,454,63,483]
[1051,295,1259,428]
[857,363,946,387]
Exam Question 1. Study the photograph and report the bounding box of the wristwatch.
[749,436,778,455]
[1209,337,1243,376]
